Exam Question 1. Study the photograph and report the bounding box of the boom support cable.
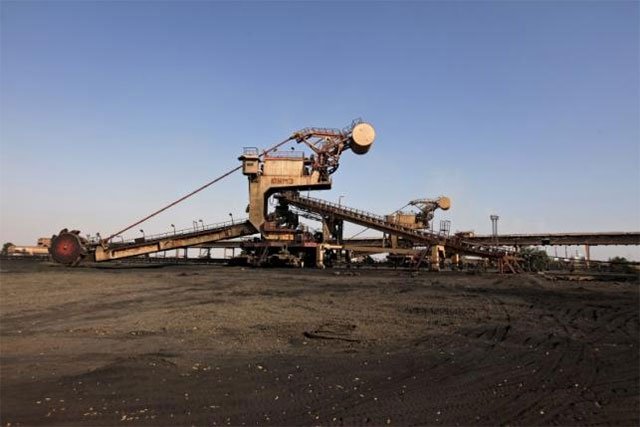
[104,136,294,243]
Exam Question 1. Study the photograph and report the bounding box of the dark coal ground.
[1,260,638,426]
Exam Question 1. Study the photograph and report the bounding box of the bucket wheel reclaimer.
[47,119,374,266]
[49,229,89,266]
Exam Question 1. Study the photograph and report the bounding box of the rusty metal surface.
[346,233,640,248]
[292,119,375,179]
[278,192,507,258]
[342,245,419,255]
[95,221,257,261]
[465,232,640,246]
[197,231,640,251]
[49,229,87,266]
[49,120,375,267]
[241,120,375,232]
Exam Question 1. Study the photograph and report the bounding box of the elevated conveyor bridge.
[94,219,256,262]
[277,192,508,259]
[50,220,257,265]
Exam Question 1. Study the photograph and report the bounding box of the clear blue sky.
[1,1,638,260]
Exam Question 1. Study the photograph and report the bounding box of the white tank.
[350,122,376,155]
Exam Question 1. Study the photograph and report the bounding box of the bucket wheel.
[49,229,88,266]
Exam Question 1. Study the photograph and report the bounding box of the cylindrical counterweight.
[350,122,376,155]
[437,196,451,210]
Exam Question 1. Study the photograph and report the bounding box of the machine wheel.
[49,229,87,266]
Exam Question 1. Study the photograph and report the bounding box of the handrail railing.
[265,151,305,159]
[280,192,510,257]
[113,218,249,246]
[293,119,363,140]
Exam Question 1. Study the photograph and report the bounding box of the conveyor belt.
[278,192,507,258]
[464,232,640,246]
[94,220,257,261]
